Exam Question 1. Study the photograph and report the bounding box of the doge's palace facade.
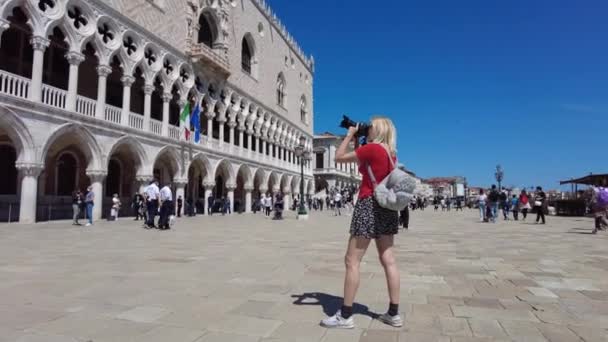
[0,0,315,223]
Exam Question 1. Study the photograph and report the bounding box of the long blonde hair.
[370,116,397,156]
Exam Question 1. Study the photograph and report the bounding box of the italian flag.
[180,102,191,140]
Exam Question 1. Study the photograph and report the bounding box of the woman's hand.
[346,125,358,138]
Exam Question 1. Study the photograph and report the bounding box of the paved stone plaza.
[1,210,608,342]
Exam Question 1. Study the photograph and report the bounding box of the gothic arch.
[0,105,36,163]
[188,152,213,183]
[106,135,149,175]
[236,164,253,188]
[41,122,103,171]
[152,145,181,183]
[213,159,235,185]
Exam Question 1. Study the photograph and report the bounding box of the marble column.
[65,51,85,112]
[95,65,112,120]
[161,92,171,137]
[246,130,253,152]
[218,121,225,145]
[174,178,187,217]
[86,171,107,221]
[226,184,236,214]
[260,137,266,156]
[206,113,214,144]
[283,188,291,212]
[16,163,43,224]
[120,75,135,127]
[244,185,253,213]
[255,135,261,154]
[29,36,49,102]
[238,126,245,149]
[143,84,154,132]
[228,121,236,146]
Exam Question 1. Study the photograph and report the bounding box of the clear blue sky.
[267,0,608,189]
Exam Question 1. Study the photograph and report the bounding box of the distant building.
[424,176,467,198]
[313,133,361,193]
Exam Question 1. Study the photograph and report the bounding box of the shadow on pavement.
[291,292,378,319]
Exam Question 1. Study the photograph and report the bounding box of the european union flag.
[190,104,201,143]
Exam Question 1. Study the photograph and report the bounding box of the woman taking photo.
[321,117,402,329]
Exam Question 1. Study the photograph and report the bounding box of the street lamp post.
[296,136,310,220]
[495,165,504,191]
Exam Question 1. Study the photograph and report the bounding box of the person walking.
[519,190,531,220]
[132,193,143,221]
[334,191,343,216]
[145,180,160,228]
[488,185,500,223]
[176,196,183,218]
[264,194,272,217]
[158,183,173,230]
[72,190,82,225]
[500,190,509,220]
[84,186,95,227]
[477,189,487,222]
[511,195,520,221]
[321,117,402,329]
[534,186,547,224]
[110,193,121,221]
[591,186,608,234]
[207,193,214,216]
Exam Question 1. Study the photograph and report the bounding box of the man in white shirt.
[334,192,342,216]
[159,184,173,230]
[145,181,160,228]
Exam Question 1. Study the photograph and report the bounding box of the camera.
[339,115,370,138]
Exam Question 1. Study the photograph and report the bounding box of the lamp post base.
[297,213,309,220]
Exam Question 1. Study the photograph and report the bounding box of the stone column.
[228,121,236,146]
[16,163,43,224]
[259,185,269,197]
[120,75,135,127]
[29,36,50,102]
[206,111,214,144]
[283,187,291,212]
[238,126,245,149]
[65,51,85,112]
[95,65,112,120]
[143,84,154,132]
[244,185,253,213]
[226,184,236,214]
[86,171,107,221]
[255,134,261,154]
[246,130,253,152]
[174,178,187,217]
[218,120,225,146]
[260,137,266,156]
[161,92,171,137]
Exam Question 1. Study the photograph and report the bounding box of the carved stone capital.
[65,51,85,66]
[87,171,107,183]
[162,92,172,103]
[237,124,246,132]
[203,181,216,188]
[174,178,188,186]
[225,183,237,191]
[15,163,44,177]
[244,185,254,192]
[29,36,50,51]
[227,121,237,129]
[282,187,292,194]
[259,186,269,193]
[136,175,154,184]
[143,84,155,95]
[121,75,135,87]
[96,64,113,77]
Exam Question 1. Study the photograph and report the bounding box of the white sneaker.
[377,312,403,327]
[320,311,355,329]
[85,223,91,227]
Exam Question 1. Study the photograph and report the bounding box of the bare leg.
[376,235,400,305]
[343,236,371,306]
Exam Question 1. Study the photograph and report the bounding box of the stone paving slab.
[2,209,608,341]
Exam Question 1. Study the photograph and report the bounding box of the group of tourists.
[70,187,96,227]
[476,185,547,224]
[253,192,285,220]
[432,197,464,211]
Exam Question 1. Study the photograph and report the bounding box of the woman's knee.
[379,251,396,269]
[344,254,361,270]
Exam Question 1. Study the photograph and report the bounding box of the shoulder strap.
[366,143,397,188]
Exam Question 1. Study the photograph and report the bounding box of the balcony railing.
[76,96,96,118]
[0,71,29,99]
[41,84,66,109]
[150,118,162,135]
[129,112,144,130]
[104,104,121,124]
[189,43,230,77]
[0,68,307,175]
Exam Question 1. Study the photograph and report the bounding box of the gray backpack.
[366,144,416,211]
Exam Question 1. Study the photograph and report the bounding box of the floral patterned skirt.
[350,197,399,239]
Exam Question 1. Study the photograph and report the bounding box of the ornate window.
[277,73,286,107]
[198,12,217,48]
[300,95,307,124]
[241,37,253,74]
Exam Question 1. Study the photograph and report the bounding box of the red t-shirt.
[355,143,396,200]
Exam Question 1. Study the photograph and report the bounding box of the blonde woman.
[321,117,402,329]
